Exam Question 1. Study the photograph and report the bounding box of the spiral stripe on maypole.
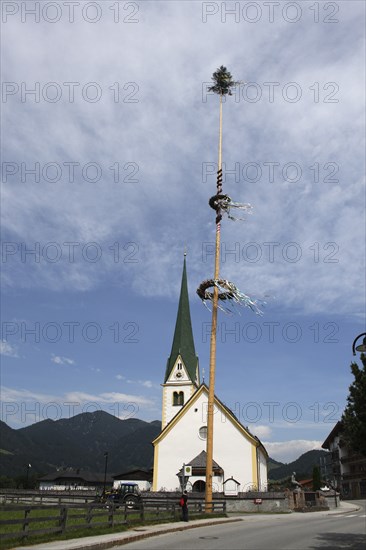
[215,169,223,224]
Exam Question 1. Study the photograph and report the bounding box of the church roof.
[164,256,198,383]
[153,383,268,458]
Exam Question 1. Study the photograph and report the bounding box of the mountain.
[0,414,329,483]
[0,412,161,478]
[268,450,329,481]
[267,457,284,471]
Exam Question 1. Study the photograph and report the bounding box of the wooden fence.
[0,490,97,506]
[0,499,226,542]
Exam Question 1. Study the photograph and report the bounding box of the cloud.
[0,386,155,410]
[248,424,272,439]
[263,440,323,463]
[0,386,157,427]
[140,380,154,388]
[124,377,159,389]
[1,3,364,317]
[1,386,58,404]
[116,374,126,380]
[0,340,19,358]
[64,391,154,408]
[51,354,75,365]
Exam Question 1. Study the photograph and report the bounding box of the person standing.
[180,490,188,522]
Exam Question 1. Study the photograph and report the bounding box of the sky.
[1,0,365,464]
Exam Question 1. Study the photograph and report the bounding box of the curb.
[16,518,243,550]
[327,506,361,516]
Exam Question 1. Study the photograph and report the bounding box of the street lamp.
[352,332,366,355]
[103,452,109,495]
[178,464,192,492]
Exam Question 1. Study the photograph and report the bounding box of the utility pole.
[26,463,31,489]
[103,452,109,495]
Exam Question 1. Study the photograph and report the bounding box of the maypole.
[197,65,265,513]
[198,67,264,513]
[203,67,238,513]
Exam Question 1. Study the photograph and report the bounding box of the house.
[322,421,366,498]
[39,469,113,491]
[298,479,314,491]
[112,469,152,491]
[152,256,268,492]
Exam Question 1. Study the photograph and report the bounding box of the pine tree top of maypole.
[208,65,240,96]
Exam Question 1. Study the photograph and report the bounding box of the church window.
[177,363,182,370]
[173,391,184,406]
[199,426,208,440]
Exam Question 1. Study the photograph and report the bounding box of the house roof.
[223,477,240,485]
[177,451,224,475]
[152,383,268,457]
[164,256,199,383]
[39,469,113,483]
[113,469,152,481]
[322,421,343,449]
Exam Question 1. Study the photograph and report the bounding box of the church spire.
[164,255,199,384]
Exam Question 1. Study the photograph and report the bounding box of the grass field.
[0,505,138,549]
[0,503,217,549]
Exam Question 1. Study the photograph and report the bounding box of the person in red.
[180,490,188,522]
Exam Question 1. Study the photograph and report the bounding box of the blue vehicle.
[102,483,142,509]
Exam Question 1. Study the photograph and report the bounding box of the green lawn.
[0,504,216,549]
[0,505,131,549]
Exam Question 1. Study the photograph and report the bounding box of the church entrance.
[192,480,206,492]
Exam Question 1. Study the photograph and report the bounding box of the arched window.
[173,391,184,406]
[193,480,205,493]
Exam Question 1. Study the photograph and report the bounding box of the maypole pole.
[203,67,239,513]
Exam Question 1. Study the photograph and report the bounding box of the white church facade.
[152,257,268,492]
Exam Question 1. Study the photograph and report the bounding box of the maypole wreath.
[197,279,264,315]
[208,193,253,222]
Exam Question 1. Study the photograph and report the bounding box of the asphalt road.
[117,501,366,550]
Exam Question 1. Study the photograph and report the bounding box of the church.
[152,256,268,493]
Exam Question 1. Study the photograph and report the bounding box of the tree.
[0,476,16,489]
[208,66,240,96]
[341,353,366,456]
[312,466,321,491]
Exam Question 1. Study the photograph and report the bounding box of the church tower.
[161,255,200,429]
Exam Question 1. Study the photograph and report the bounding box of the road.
[116,501,366,550]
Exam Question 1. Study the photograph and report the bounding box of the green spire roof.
[164,256,198,383]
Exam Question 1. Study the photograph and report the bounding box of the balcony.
[340,455,366,465]
[342,472,366,480]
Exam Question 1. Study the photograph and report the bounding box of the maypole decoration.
[199,66,263,513]
[197,279,264,315]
